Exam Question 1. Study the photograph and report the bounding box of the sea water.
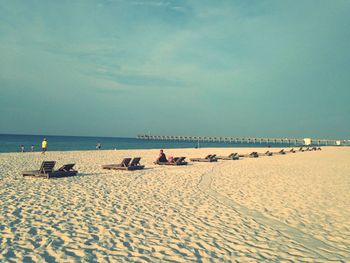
[0,134,307,153]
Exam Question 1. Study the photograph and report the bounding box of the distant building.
[303,138,312,146]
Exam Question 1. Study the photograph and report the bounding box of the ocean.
[0,134,305,153]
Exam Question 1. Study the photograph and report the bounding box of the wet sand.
[0,147,349,262]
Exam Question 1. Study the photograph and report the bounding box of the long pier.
[137,134,348,146]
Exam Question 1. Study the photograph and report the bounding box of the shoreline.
[1,145,346,155]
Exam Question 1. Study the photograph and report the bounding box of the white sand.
[0,147,349,262]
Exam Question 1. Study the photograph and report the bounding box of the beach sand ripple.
[0,147,349,261]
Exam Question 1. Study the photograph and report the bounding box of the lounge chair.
[273,149,286,155]
[258,151,273,156]
[128,157,145,170]
[239,152,259,158]
[53,164,78,177]
[156,156,188,165]
[289,148,296,153]
[317,147,322,150]
[175,157,188,165]
[23,161,78,178]
[190,154,217,162]
[216,153,239,160]
[102,158,131,169]
[102,157,144,171]
[299,147,304,152]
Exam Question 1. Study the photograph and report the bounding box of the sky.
[0,0,349,139]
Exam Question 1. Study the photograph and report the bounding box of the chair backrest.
[58,163,75,171]
[39,161,56,173]
[210,154,216,159]
[177,157,186,163]
[205,154,212,159]
[130,157,141,166]
[280,149,285,153]
[173,157,180,162]
[121,158,132,167]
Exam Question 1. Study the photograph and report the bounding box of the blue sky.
[0,0,349,139]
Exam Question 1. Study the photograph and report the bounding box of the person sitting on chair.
[168,156,174,163]
[155,149,167,164]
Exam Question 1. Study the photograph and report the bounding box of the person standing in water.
[31,145,34,152]
[41,138,48,154]
[20,145,25,152]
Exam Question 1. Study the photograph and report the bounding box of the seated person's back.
[157,149,167,163]
[159,152,167,162]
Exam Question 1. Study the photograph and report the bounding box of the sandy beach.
[0,147,349,262]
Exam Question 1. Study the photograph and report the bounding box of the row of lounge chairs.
[188,147,321,162]
[22,147,321,178]
[22,158,145,178]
